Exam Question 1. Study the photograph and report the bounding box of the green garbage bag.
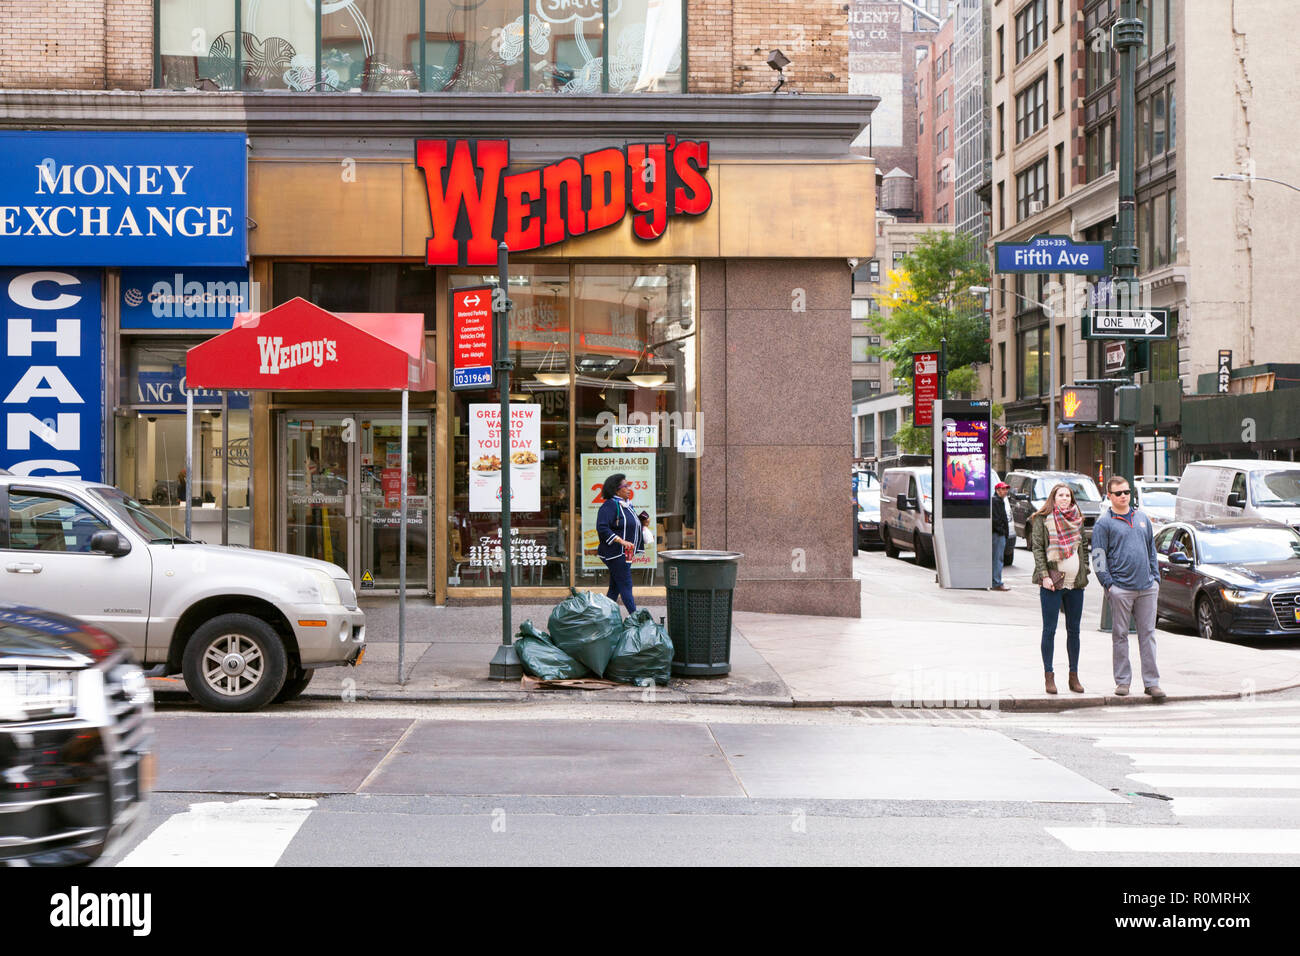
[547,588,622,677]
[515,620,591,681]
[605,610,674,686]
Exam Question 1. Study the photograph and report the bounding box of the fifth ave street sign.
[994,235,1110,274]
[1086,308,1169,339]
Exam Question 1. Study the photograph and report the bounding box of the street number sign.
[451,285,495,390]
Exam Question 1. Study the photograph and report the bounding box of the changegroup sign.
[0,132,247,267]
[451,285,494,390]
[0,269,102,480]
[120,268,254,329]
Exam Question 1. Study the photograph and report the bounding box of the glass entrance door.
[280,412,432,593]
[284,415,351,571]
[357,416,429,591]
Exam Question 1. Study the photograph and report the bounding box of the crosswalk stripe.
[1042,725,1300,736]
[1117,753,1300,768]
[1046,826,1300,854]
[1095,737,1300,750]
[117,798,316,867]
[1172,797,1300,818]
[1127,772,1300,790]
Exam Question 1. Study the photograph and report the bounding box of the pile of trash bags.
[515,588,673,686]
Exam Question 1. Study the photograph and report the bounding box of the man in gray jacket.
[1092,475,1165,699]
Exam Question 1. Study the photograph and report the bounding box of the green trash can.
[660,550,743,676]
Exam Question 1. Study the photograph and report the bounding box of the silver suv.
[0,475,364,712]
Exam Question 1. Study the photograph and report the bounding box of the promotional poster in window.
[941,418,990,502]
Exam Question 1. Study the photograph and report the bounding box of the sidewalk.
[271,549,1300,711]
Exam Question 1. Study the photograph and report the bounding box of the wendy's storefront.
[0,93,876,616]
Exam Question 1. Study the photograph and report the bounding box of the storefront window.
[115,340,252,545]
[239,0,317,90]
[158,0,685,91]
[449,267,572,587]
[446,262,697,591]
[322,0,421,90]
[158,0,236,89]
[608,0,683,92]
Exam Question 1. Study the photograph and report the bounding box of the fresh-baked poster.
[580,452,656,571]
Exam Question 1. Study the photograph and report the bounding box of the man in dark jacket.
[991,481,1012,590]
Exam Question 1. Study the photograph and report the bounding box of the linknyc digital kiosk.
[931,400,993,589]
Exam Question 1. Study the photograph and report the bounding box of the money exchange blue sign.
[994,235,1109,274]
[0,269,103,480]
[0,132,247,267]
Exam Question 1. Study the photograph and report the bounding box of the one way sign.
[1086,308,1169,340]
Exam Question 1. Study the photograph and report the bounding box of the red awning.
[186,297,436,392]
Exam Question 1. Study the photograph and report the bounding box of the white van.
[879,466,934,566]
[1174,460,1300,531]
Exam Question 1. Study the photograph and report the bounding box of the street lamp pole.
[1113,1,1143,483]
[1212,172,1300,193]
[970,285,1056,467]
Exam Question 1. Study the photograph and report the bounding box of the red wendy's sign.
[415,136,713,266]
[451,285,494,391]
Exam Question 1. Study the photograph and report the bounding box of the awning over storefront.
[186,297,435,392]
[184,297,435,684]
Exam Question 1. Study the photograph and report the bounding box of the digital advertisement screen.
[941,418,990,503]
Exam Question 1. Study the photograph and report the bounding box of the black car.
[1005,470,1105,547]
[1154,519,1300,641]
[0,605,153,865]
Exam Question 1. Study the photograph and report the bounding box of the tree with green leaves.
[869,230,994,454]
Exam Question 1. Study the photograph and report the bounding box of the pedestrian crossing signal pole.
[489,241,522,680]
[1114,0,1143,485]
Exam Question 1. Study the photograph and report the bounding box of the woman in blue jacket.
[596,472,650,612]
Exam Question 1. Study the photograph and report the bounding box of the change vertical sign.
[913,351,939,427]
[451,285,494,390]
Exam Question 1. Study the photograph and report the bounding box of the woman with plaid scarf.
[1030,483,1092,695]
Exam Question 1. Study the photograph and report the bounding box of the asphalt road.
[102,695,1300,867]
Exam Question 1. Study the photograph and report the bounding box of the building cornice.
[0,90,880,161]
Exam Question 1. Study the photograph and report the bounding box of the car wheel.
[882,526,899,559]
[182,613,288,712]
[273,666,315,704]
[1195,595,1222,642]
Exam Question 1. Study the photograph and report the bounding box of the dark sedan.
[0,605,153,865]
[1154,519,1300,641]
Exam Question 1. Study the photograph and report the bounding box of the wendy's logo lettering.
[415,137,712,266]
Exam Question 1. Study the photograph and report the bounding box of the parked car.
[880,466,934,566]
[0,475,365,712]
[1133,480,1179,527]
[1154,518,1300,640]
[0,604,153,865]
[1174,460,1300,532]
[857,492,881,549]
[1005,470,1104,547]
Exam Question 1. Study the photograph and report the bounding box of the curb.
[148,683,1300,712]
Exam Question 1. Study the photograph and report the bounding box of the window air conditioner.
[1028,200,1045,215]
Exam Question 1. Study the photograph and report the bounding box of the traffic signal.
[1060,385,1101,424]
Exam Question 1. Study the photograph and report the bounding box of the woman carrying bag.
[1030,483,1091,694]
[596,472,651,613]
